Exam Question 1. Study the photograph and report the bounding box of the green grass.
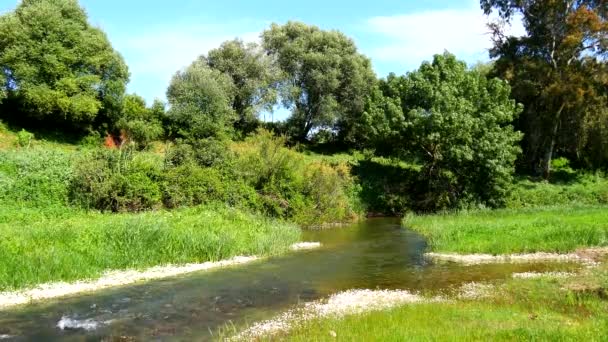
[280,266,608,341]
[508,175,608,208]
[0,205,300,291]
[404,206,608,254]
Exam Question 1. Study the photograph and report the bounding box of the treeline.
[1,0,607,214]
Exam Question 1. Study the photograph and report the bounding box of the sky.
[1,0,524,119]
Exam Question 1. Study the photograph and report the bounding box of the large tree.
[262,22,376,141]
[203,39,279,134]
[382,53,523,209]
[481,0,608,176]
[0,0,129,130]
[166,60,236,140]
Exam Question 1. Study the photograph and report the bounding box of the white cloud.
[366,6,525,70]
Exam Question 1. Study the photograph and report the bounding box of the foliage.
[0,149,74,206]
[262,22,376,141]
[16,129,34,148]
[166,59,236,140]
[0,204,299,291]
[383,53,522,209]
[116,94,164,149]
[482,0,608,175]
[0,0,129,129]
[405,206,608,254]
[507,174,608,208]
[232,130,360,224]
[204,39,279,134]
[70,148,163,212]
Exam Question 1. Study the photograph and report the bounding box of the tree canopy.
[203,39,279,134]
[166,60,236,140]
[262,22,376,141]
[376,53,523,209]
[482,0,608,175]
[0,0,129,130]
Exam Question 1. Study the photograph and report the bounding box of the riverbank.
[234,205,608,341]
[281,267,608,341]
[231,260,608,340]
[0,205,300,294]
[404,206,608,255]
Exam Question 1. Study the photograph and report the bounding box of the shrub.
[165,138,233,168]
[16,129,34,148]
[231,129,360,224]
[70,148,163,212]
[0,149,74,206]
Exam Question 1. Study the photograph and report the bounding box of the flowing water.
[0,219,580,341]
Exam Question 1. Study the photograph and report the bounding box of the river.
[0,218,579,341]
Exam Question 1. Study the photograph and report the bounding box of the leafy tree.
[481,0,608,176]
[116,94,164,149]
[0,0,129,129]
[389,53,523,209]
[166,60,236,140]
[203,39,279,134]
[262,22,376,141]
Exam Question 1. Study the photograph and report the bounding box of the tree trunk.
[540,103,566,179]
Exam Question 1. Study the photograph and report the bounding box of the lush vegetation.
[404,206,608,255]
[1,0,608,302]
[281,266,608,341]
[0,205,299,291]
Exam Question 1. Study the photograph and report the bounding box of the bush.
[0,149,74,206]
[162,163,258,209]
[165,138,233,168]
[70,148,163,212]
[16,129,34,148]
[231,129,360,224]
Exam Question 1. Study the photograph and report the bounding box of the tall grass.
[404,206,608,254]
[0,205,300,291]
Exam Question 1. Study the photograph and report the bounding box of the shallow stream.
[0,218,579,341]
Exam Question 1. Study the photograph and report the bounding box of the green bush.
[231,129,360,224]
[16,129,34,148]
[0,149,74,206]
[162,163,258,209]
[166,138,233,168]
[70,148,163,212]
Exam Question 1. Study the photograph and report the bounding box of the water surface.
[0,219,579,341]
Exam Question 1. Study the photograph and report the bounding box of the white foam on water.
[56,316,100,331]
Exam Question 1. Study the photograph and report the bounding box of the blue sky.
[1,0,523,116]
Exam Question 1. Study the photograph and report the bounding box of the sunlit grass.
[404,206,608,254]
[0,205,300,291]
[279,265,608,341]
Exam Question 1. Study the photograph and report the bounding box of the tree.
[116,94,164,149]
[481,0,608,176]
[390,53,523,209]
[203,39,279,134]
[166,60,236,140]
[0,0,129,130]
[262,22,376,141]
